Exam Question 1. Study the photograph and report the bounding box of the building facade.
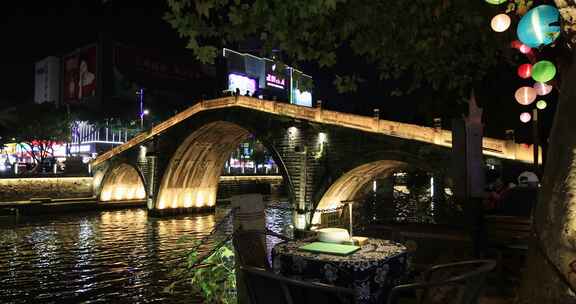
[34,56,60,104]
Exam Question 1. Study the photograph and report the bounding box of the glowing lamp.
[491,14,511,32]
[531,60,556,82]
[485,0,507,4]
[520,112,532,123]
[536,100,547,110]
[515,87,537,105]
[517,64,532,79]
[533,82,553,95]
[517,5,560,48]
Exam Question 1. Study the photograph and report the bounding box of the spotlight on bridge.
[318,132,327,144]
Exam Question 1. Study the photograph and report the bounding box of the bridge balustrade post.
[373,108,380,131]
[315,100,323,122]
[433,118,442,145]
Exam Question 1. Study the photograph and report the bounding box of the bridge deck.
[91,96,539,167]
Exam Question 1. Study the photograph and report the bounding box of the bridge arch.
[155,121,290,210]
[312,151,440,224]
[99,163,146,202]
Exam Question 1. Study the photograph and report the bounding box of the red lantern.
[519,44,532,54]
[517,64,532,79]
[511,40,523,49]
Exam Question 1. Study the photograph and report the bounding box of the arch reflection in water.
[100,163,146,202]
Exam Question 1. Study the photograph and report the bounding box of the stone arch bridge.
[91,96,537,228]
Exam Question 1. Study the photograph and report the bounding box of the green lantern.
[532,60,556,82]
[485,0,507,4]
[536,100,547,110]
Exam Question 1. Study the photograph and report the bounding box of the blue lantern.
[517,5,560,48]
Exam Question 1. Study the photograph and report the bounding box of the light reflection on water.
[0,204,292,303]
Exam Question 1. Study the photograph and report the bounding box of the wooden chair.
[232,228,292,269]
[386,259,497,304]
[241,265,357,304]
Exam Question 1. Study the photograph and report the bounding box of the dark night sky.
[0,0,557,145]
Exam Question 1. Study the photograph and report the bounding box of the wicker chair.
[232,228,292,269]
[241,265,357,304]
[386,259,497,304]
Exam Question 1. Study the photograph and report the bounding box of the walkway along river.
[0,205,292,303]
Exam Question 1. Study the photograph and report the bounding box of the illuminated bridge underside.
[100,164,146,202]
[157,121,250,210]
[313,160,406,224]
[92,96,540,168]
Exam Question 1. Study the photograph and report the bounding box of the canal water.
[0,205,292,303]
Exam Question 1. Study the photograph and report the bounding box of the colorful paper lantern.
[517,64,532,79]
[520,112,532,123]
[517,5,561,48]
[515,87,537,105]
[491,14,511,32]
[519,44,532,54]
[510,40,532,54]
[511,40,523,49]
[532,60,556,82]
[485,0,507,4]
[533,82,553,95]
[536,100,547,110]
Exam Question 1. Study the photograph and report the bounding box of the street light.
[140,109,149,129]
[136,88,145,129]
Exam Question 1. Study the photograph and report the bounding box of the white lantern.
[520,112,532,123]
[491,14,511,32]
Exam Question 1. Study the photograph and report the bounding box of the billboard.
[222,48,313,106]
[63,46,97,103]
[228,73,257,96]
[113,44,207,82]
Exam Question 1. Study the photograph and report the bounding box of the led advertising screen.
[264,60,287,90]
[63,45,97,103]
[228,73,257,96]
[222,48,313,105]
[290,70,313,107]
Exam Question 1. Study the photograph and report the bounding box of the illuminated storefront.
[222,48,314,107]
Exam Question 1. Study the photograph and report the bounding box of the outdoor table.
[271,238,408,304]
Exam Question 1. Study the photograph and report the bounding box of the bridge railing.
[91,96,541,167]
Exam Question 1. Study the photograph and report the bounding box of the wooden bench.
[484,215,532,250]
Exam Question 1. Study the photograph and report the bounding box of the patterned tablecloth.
[272,238,408,304]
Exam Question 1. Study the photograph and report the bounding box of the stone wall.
[217,175,284,199]
[0,176,285,203]
[0,177,94,202]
